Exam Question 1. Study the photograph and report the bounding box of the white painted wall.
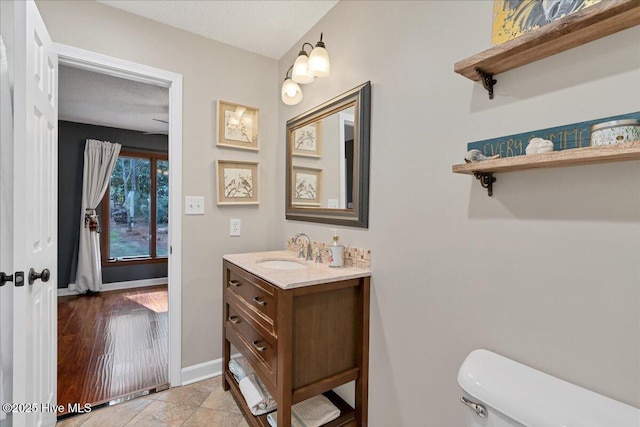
[36,0,281,368]
[278,1,640,425]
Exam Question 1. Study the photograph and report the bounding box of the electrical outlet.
[230,218,241,236]
[185,196,205,215]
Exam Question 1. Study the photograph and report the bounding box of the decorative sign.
[467,112,640,158]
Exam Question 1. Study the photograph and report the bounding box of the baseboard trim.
[181,359,223,386]
[57,277,168,297]
[181,353,241,386]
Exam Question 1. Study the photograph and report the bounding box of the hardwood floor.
[58,285,168,415]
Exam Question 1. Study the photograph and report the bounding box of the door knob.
[28,268,50,285]
[1,271,24,287]
[0,272,13,286]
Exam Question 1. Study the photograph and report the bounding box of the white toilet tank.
[457,349,640,427]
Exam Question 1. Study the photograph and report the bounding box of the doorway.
[54,43,183,413]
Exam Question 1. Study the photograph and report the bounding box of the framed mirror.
[286,81,371,228]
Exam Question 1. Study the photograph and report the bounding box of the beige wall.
[37,1,640,425]
[278,1,640,425]
[36,0,281,368]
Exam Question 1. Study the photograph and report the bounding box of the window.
[101,150,169,264]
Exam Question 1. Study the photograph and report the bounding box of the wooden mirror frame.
[286,81,371,228]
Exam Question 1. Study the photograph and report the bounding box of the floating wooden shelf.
[452,141,640,196]
[454,0,640,95]
[453,141,640,175]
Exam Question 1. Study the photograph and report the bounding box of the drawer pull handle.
[229,280,241,287]
[253,296,267,306]
[228,316,241,324]
[252,340,267,352]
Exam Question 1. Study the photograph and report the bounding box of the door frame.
[54,43,183,387]
[338,112,354,209]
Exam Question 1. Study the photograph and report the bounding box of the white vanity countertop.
[223,250,371,289]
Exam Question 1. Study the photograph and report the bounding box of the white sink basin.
[256,259,308,270]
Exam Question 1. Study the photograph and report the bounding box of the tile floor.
[56,376,250,427]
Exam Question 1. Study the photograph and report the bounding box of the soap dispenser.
[328,229,344,268]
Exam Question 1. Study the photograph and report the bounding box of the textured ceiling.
[59,1,338,132]
[97,0,339,59]
[58,65,169,134]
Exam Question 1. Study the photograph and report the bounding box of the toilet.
[457,349,640,427]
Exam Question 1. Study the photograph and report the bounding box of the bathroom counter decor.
[223,250,371,289]
[223,252,370,427]
[453,0,640,99]
[452,140,640,196]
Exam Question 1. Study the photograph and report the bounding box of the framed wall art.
[217,100,259,151]
[492,0,603,45]
[291,122,322,157]
[292,166,322,206]
[216,160,259,205]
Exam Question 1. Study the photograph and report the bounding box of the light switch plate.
[230,219,241,236]
[185,196,205,215]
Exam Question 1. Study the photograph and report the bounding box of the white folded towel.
[229,356,253,382]
[239,373,277,416]
[266,394,340,427]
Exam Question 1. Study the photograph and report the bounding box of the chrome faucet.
[292,233,313,261]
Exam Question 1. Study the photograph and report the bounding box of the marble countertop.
[223,250,371,289]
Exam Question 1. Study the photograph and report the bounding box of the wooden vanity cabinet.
[222,259,371,427]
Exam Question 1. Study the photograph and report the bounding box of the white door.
[1,29,15,427]
[11,1,57,426]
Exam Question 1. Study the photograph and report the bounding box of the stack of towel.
[229,357,253,382]
[266,395,341,427]
[239,373,277,416]
[229,357,276,416]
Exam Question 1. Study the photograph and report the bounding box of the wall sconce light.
[281,33,330,105]
[292,43,315,84]
[281,65,303,106]
[308,33,330,77]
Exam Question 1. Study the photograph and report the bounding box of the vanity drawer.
[226,304,277,387]
[226,266,277,322]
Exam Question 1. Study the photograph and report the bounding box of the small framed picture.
[217,100,259,151]
[216,160,259,205]
[292,122,322,157]
[292,166,322,206]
